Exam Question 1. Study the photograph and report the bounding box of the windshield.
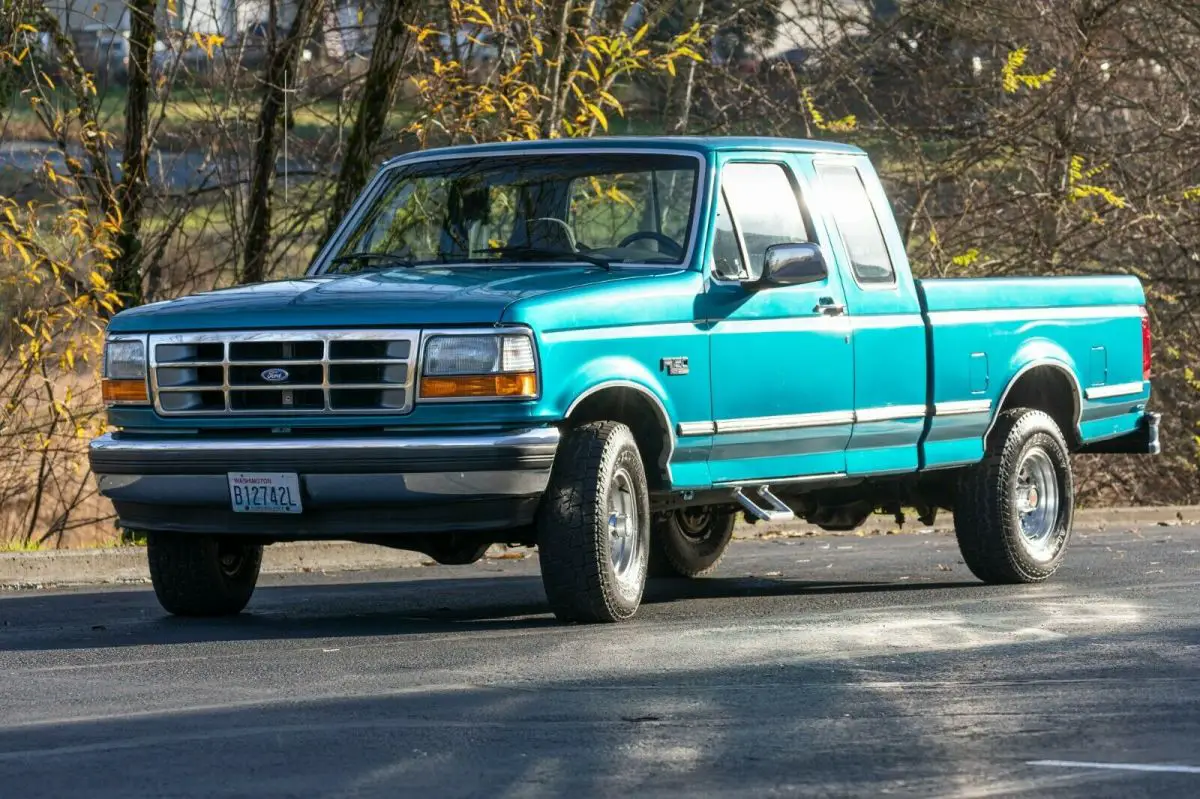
[326,152,700,270]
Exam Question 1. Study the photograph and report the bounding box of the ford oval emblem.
[261,368,290,383]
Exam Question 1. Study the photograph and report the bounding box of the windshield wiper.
[327,251,417,273]
[476,245,614,270]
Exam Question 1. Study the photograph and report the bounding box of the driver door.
[700,155,855,484]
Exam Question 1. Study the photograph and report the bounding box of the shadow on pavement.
[1,573,981,652]
[2,628,1197,798]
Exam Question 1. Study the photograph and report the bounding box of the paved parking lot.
[2,524,1198,797]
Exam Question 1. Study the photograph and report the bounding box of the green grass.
[4,84,417,144]
[0,538,47,553]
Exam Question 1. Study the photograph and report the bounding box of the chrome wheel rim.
[608,467,641,589]
[1014,446,1060,560]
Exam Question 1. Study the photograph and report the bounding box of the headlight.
[102,336,149,405]
[419,333,538,400]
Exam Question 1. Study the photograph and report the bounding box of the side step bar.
[735,485,796,523]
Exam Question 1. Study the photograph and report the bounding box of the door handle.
[813,297,846,316]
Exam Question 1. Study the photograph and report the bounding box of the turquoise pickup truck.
[90,136,1158,622]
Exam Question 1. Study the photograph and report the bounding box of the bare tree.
[111,0,157,305]
[243,0,325,285]
[323,0,415,240]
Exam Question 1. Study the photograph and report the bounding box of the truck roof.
[384,136,864,166]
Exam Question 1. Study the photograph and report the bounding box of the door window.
[719,162,810,280]
[710,191,745,280]
[815,163,896,286]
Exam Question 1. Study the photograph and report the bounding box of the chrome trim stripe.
[1084,382,1145,400]
[677,421,716,436]
[934,399,993,416]
[927,305,1144,325]
[677,405,928,437]
[854,404,927,423]
[311,147,709,275]
[715,410,856,433]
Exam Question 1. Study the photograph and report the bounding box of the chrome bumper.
[89,427,560,536]
[1079,412,1160,455]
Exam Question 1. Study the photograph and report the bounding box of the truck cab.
[91,137,1158,621]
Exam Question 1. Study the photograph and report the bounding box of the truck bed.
[914,274,1149,469]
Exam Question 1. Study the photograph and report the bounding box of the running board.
[734,485,796,523]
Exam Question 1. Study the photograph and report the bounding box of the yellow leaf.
[589,103,608,131]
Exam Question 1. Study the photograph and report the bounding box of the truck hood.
[107,265,671,333]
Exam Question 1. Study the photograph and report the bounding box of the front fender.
[552,356,677,427]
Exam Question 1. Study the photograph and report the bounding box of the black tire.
[147,533,263,617]
[537,421,650,623]
[953,408,1074,584]
[649,508,736,578]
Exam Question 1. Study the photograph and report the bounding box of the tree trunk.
[242,0,323,285]
[321,0,414,243]
[111,0,157,306]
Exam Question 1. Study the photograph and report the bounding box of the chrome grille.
[149,331,419,416]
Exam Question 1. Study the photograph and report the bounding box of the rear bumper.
[89,427,560,537]
[1078,412,1160,455]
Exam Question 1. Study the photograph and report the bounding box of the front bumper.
[89,427,560,537]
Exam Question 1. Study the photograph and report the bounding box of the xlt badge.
[661,357,689,376]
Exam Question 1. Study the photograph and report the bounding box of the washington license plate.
[228,472,302,514]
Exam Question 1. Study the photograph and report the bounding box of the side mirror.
[750,243,828,289]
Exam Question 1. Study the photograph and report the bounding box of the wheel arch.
[565,381,675,490]
[985,359,1083,449]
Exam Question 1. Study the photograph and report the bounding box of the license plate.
[228,472,302,514]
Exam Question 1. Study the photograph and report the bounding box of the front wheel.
[537,422,650,623]
[953,408,1074,583]
[147,533,263,616]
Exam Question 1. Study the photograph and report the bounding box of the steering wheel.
[617,231,684,259]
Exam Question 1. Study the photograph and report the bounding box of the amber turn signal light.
[420,373,538,399]
[101,378,149,405]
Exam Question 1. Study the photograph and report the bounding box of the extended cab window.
[719,162,809,280]
[816,163,896,286]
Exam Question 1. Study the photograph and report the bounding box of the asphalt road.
[2,524,1199,798]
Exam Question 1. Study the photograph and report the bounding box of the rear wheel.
[953,408,1074,583]
[147,533,263,616]
[537,422,650,623]
[650,507,736,578]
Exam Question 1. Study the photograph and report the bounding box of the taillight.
[1141,310,1152,381]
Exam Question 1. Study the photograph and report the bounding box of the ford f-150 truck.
[90,136,1159,622]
